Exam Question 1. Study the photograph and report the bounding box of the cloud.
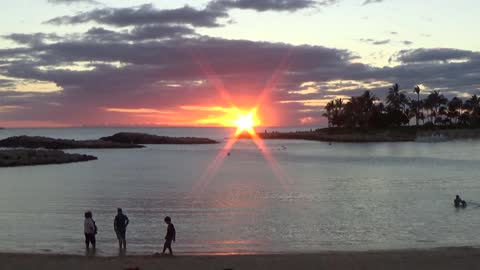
[104,108,174,114]
[395,48,477,63]
[360,38,413,47]
[1,3,480,126]
[360,38,390,45]
[3,33,60,46]
[207,0,329,12]
[363,0,383,5]
[47,0,99,5]
[45,4,228,28]
[2,33,480,126]
[372,39,390,45]
[0,79,16,89]
[83,25,196,42]
[0,29,362,125]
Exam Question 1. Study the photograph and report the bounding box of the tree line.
[322,84,480,129]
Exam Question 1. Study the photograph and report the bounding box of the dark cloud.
[83,25,196,42]
[45,4,228,28]
[2,37,480,125]
[0,30,363,125]
[3,33,60,46]
[47,0,99,5]
[0,79,16,89]
[395,48,477,63]
[207,0,328,12]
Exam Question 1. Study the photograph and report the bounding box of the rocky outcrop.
[0,136,145,149]
[0,149,97,167]
[100,132,219,144]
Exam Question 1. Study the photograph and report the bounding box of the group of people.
[83,208,176,255]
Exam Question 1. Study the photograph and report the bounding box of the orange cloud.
[104,107,174,114]
[181,105,260,127]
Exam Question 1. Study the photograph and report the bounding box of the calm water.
[1,127,480,256]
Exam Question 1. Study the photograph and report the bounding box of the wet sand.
[1,247,480,270]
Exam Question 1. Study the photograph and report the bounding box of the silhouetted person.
[454,195,462,208]
[162,216,176,255]
[114,208,129,249]
[84,211,97,250]
[454,195,467,208]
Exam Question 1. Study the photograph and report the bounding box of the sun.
[236,113,255,131]
[233,109,259,136]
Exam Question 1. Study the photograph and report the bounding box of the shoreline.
[2,247,480,269]
[239,127,480,143]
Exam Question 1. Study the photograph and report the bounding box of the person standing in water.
[84,211,97,250]
[454,195,467,208]
[162,216,176,255]
[114,208,129,249]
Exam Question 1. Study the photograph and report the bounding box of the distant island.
[0,136,145,149]
[0,149,96,167]
[0,132,219,167]
[0,133,219,150]
[100,132,219,144]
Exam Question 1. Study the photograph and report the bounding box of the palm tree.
[465,95,480,126]
[386,84,409,126]
[332,98,344,127]
[425,91,448,125]
[342,91,378,128]
[386,84,404,111]
[465,95,480,113]
[323,100,335,127]
[414,85,421,126]
[447,97,463,124]
[358,91,378,128]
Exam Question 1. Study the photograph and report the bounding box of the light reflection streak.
[188,47,294,194]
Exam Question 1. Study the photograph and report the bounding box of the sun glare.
[236,113,255,131]
[233,109,259,136]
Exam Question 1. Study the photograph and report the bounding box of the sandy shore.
[2,247,480,270]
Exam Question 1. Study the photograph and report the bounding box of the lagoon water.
[1,127,480,255]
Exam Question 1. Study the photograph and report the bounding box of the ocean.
[1,127,480,256]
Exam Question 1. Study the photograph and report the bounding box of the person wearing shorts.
[114,208,129,249]
[162,216,176,255]
[84,211,97,250]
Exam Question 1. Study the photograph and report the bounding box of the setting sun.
[235,113,255,131]
[233,108,260,136]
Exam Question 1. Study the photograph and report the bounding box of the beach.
[1,247,480,270]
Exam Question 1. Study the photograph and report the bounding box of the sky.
[0,0,479,127]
